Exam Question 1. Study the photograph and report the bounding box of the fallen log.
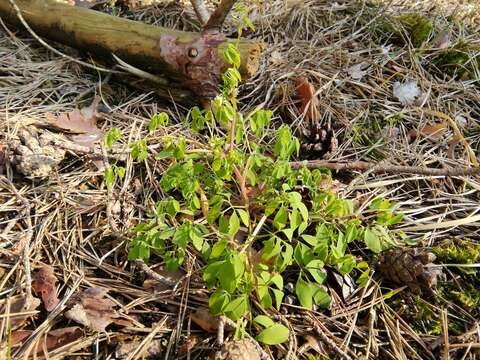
[0,0,264,101]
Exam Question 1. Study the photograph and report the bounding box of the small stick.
[290,160,480,177]
[204,0,237,31]
[190,0,210,25]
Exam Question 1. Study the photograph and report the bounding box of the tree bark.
[0,0,264,100]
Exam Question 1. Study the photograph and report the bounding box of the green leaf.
[273,207,288,230]
[254,315,274,328]
[306,259,327,284]
[210,240,228,259]
[209,290,230,315]
[364,227,382,253]
[295,277,314,309]
[356,267,370,288]
[223,43,241,68]
[105,128,122,148]
[224,295,249,321]
[149,112,170,132]
[243,15,255,31]
[236,209,250,227]
[262,237,281,261]
[228,211,240,238]
[313,288,331,309]
[113,165,125,179]
[271,288,284,310]
[294,243,314,267]
[104,166,115,189]
[282,227,295,241]
[256,324,289,345]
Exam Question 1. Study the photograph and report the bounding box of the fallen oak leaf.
[32,265,59,312]
[9,327,83,355]
[65,287,118,332]
[191,307,219,333]
[44,96,104,149]
[295,76,320,123]
[407,124,447,142]
[0,296,41,330]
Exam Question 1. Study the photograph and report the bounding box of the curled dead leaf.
[295,77,320,123]
[65,287,118,332]
[32,265,59,312]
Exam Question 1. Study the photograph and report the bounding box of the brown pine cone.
[377,248,443,295]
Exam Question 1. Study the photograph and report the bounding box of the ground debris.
[377,248,443,295]
[215,339,262,360]
[8,127,66,178]
[114,337,162,359]
[65,287,118,332]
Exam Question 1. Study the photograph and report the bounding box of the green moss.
[433,239,480,275]
[431,41,480,79]
[373,13,434,47]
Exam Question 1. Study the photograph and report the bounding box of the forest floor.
[0,0,479,359]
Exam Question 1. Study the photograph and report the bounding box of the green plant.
[126,41,406,346]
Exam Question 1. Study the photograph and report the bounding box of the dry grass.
[0,0,479,359]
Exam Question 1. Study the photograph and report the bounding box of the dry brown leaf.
[45,97,103,149]
[65,287,117,332]
[10,327,83,355]
[32,266,59,312]
[407,124,447,142]
[191,307,219,333]
[295,77,320,123]
[0,296,41,330]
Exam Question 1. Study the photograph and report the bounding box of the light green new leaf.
[254,315,274,328]
[364,227,382,253]
[256,324,289,345]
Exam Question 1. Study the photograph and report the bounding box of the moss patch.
[373,13,434,47]
[431,41,480,79]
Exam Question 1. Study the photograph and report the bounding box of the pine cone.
[8,127,66,178]
[377,248,443,295]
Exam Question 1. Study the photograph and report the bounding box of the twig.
[217,316,225,346]
[204,0,237,31]
[0,176,33,305]
[441,309,450,360]
[191,0,210,25]
[232,164,249,208]
[313,324,353,360]
[7,0,118,73]
[290,160,480,177]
